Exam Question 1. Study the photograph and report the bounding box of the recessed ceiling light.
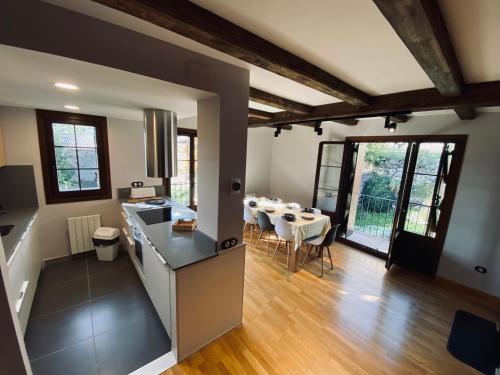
[64,105,80,110]
[54,82,79,91]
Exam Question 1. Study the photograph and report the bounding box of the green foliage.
[360,173,397,211]
[354,142,444,237]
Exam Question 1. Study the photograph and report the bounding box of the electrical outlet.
[474,266,487,274]
[230,177,242,195]
[221,237,238,250]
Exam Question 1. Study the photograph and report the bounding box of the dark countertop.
[121,199,218,271]
[0,207,38,261]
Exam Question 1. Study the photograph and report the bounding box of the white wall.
[178,115,197,130]
[270,125,334,207]
[0,105,162,260]
[261,113,500,297]
[245,128,274,197]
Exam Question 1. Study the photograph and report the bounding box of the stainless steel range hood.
[144,109,177,178]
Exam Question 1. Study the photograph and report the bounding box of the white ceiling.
[440,0,500,83]
[12,0,500,118]
[0,45,212,121]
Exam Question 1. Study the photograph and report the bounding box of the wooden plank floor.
[164,231,500,375]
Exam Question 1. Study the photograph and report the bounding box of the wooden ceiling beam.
[249,88,312,114]
[372,0,475,119]
[454,107,477,120]
[248,80,500,127]
[93,0,371,105]
[390,114,409,123]
[248,108,273,120]
[328,119,359,126]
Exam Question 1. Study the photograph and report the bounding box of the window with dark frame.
[165,128,198,210]
[36,110,112,204]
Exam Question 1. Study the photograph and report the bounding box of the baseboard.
[435,276,500,306]
[42,250,97,267]
[42,248,129,267]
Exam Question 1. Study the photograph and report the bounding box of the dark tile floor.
[25,251,171,375]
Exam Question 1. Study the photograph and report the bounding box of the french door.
[313,136,466,277]
[386,139,466,276]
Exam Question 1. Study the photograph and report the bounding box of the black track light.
[314,121,323,136]
[274,125,282,137]
[384,116,397,133]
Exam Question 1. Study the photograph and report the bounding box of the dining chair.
[285,202,301,210]
[272,218,294,268]
[256,210,276,255]
[312,208,321,215]
[300,224,340,277]
[243,205,258,243]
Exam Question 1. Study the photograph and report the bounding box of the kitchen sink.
[0,225,14,236]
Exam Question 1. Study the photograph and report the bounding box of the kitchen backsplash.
[0,165,38,209]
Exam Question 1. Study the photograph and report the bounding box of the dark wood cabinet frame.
[36,109,112,204]
[164,128,197,210]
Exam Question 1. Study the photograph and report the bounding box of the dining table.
[247,200,331,272]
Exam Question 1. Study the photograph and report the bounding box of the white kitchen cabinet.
[121,211,134,256]
[141,232,172,337]
[120,210,134,254]
[7,214,41,334]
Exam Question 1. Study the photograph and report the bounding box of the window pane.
[78,149,98,169]
[321,143,344,167]
[177,136,190,161]
[409,174,436,206]
[75,125,97,147]
[80,169,100,190]
[53,123,75,147]
[57,169,79,191]
[55,147,77,169]
[415,143,444,175]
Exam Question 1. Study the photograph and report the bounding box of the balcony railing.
[354,194,396,240]
[353,194,432,240]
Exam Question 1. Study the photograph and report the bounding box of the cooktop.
[137,206,173,225]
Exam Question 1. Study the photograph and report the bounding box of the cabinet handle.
[121,228,134,246]
[153,248,167,265]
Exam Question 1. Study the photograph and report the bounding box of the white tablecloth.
[249,206,331,250]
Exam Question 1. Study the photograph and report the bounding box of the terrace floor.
[346,230,390,253]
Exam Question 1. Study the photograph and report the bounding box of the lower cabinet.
[7,214,41,334]
[141,232,172,337]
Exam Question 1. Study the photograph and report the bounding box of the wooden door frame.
[340,134,467,272]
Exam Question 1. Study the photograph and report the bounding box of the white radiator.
[67,214,101,254]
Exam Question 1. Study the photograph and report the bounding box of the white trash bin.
[92,227,120,261]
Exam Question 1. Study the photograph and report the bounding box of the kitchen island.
[120,199,245,363]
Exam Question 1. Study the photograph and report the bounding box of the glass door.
[386,139,466,276]
[312,142,350,224]
[342,142,409,255]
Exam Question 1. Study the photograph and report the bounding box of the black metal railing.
[353,194,432,240]
[354,194,396,240]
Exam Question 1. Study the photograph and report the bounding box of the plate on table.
[301,214,315,221]
[301,208,314,214]
[282,213,296,222]
[264,206,275,213]
[248,201,258,207]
